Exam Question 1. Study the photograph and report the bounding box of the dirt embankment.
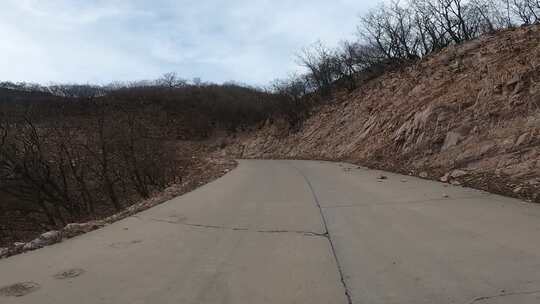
[226,25,540,202]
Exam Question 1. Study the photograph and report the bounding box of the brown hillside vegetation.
[0,82,275,249]
[228,25,540,202]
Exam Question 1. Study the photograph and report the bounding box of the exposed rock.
[450,170,468,179]
[22,240,43,251]
[63,222,104,238]
[506,75,520,86]
[527,179,540,186]
[13,242,25,251]
[450,180,462,186]
[515,132,530,147]
[440,173,450,183]
[22,230,62,251]
[513,187,523,194]
[441,131,464,151]
[419,172,429,178]
[0,248,8,258]
[40,231,61,242]
[377,175,388,180]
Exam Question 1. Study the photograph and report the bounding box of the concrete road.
[1,160,540,304]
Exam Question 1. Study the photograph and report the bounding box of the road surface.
[1,160,540,304]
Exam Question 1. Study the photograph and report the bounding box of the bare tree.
[298,42,341,96]
[359,1,421,61]
[335,41,362,91]
[158,72,188,88]
[509,0,540,24]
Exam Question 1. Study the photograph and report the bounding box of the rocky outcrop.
[228,25,540,202]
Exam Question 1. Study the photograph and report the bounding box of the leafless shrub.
[0,101,181,231]
[271,74,312,128]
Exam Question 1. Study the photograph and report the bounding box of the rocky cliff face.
[227,25,540,202]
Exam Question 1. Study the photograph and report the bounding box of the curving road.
[1,160,540,304]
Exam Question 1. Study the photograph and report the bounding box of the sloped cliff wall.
[228,25,540,202]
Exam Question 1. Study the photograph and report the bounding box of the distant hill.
[0,87,56,103]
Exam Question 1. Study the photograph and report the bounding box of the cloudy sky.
[0,0,379,86]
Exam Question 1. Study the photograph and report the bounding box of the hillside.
[227,25,540,202]
[0,87,56,103]
[2,23,540,257]
[0,83,276,249]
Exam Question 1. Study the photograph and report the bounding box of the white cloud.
[0,0,380,85]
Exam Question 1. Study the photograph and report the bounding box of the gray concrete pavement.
[1,160,540,304]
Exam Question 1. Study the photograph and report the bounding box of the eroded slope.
[230,25,540,201]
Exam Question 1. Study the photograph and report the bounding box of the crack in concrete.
[466,289,540,303]
[131,215,248,231]
[255,230,328,237]
[131,216,327,237]
[320,195,491,209]
[289,162,354,304]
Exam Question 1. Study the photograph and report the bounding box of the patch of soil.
[0,282,40,297]
[53,268,85,280]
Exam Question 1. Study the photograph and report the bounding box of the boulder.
[419,172,429,178]
[23,240,44,251]
[41,231,61,242]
